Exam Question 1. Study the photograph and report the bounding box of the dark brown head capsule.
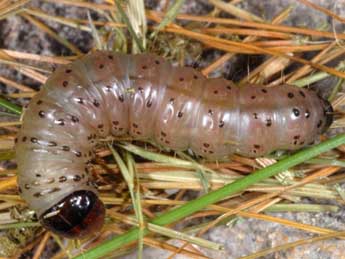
[40,190,105,239]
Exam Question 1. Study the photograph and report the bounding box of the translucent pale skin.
[15,51,333,238]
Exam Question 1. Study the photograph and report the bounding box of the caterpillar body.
[15,51,333,238]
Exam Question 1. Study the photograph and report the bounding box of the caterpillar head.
[40,190,105,239]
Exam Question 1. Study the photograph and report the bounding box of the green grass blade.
[307,158,345,167]
[114,1,144,52]
[0,96,22,115]
[0,222,40,230]
[108,144,144,259]
[0,151,16,161]
[125,152,144,259]
[87,11,103,50]
[150,0,185,38]
[292,61,345,87]
[108,144,132,188]
[119,143,216,174]
[264,203,339,213]
[73,134,345,259]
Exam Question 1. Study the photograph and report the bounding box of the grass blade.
[150,0,185,38]
[114,1,144,52]
[0,96,22,115]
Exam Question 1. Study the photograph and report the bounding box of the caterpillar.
[15,51,333,239]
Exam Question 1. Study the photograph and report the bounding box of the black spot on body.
[254,144,260,149]
[56,118,65,126]
[31,137,38,143]
[48,141,57,147]
[253,113,258,119]
[33,192,41,198]
[299,90,306,98]
[251,95,256,99]
[219,120,225,128]
[59,176,67,182]
[62,81,68,87]
[62,146,70,151]
[293,108,300,117]
[37,100,43,105]
[76,98,84,104]
[288,92,294,98]
[203,143,210,148]
[65,69,72,73]
[208,109,213,115]
[99,64,104,69]
[38,111,45,118]
[213,90,218,94]
[108,55,113,60]
[22,136,27,142]
[73,175,82,182]
[155,60,160,65]
[119,95,124,102]
[266,119,272,127]
[93,100,100,107]
[317,120,323,128]
[261,89,267,93]
[177,111,183,118]
[71,116,79,123]
[305,110,310,118]
[146,100,153,108]
[179,77,184,82]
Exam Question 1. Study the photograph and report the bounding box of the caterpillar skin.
[15,51,333,238]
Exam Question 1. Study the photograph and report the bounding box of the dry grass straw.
[0,0,345,258]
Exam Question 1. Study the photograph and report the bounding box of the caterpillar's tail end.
[321,98,334,133]
[40,190,105,239]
